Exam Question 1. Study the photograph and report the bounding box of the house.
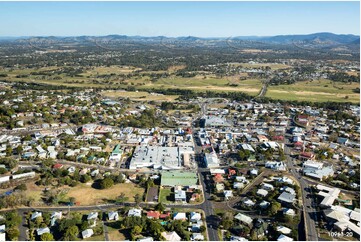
[53,163,64,169]
[108,211,119,221]
[265,161,287,171]
[283,208,296,216]
[37,227,50,236]
[216,183,225,192]
[234,182,245,189]
[302,160,334,181]
[190,212,201,222]
[147,211,160,220]
[278,192,295,204]
[259,200,270,209]
[159,212,171,219]
[213,173,224,183]
[87,212,98,220]
[82,229,94,239]
[173,212,187,220]
[276,226,292,234]
[31,211,42,220]
[174,189,187,202]
[50,211,62,226]
[250,169,258,176]
[128,208,142,217]
[0,225,5,242]
[299,152,315,161]
[235,213,253,225]
[277,234,294,241]
[224,190,233,200]
[261,183,274,191]
[256,189,268,197]
[191,233,205,241]
[242,198,255,207]
[161,231,181,241]
[137,237,154,241]
[337,137,349,145]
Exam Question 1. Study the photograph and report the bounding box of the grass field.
[107,227,126,241]
[66,182,145,205]
[267,79,360,103]
[159,187,172,204]
[102,90,179,102]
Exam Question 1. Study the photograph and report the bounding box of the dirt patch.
[66,182,145,205]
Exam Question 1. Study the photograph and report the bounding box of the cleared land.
[102,90,179,102]
[267,79,360,103]
[66,182,145,205]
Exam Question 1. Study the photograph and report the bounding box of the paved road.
[285,121,318,241]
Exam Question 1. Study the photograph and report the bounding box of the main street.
[285,119,319,241]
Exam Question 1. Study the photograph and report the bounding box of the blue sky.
[0,1,359,37]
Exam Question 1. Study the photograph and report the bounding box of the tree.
[100,177,114,189]
[0,167,7,174]
[80,174,91,183]
[155,202,165,212]
[131,225,143,235]
[134,193,142,206]
[69,197,76,204]
[15,183,27,191]
[40,233,54,241]
[117,192,129,205]
[64,225,79,240]
[6,227,20,241]
[270,201,281,216]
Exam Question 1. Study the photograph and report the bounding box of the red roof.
[300,152,314,158]
[147,211,160,219]
[159,212,170,219]
[53,163,63,169]
[273,136,284,141]
[294,141,303,147]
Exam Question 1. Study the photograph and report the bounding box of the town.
[0,83,359,241]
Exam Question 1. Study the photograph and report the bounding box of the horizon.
[0,2,359,37]
[1,32,360,39]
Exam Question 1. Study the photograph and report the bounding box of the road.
[284,120,319,241]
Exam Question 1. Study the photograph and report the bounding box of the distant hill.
[3,32,359,52]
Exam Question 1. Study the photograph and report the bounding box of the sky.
[0,1,359,37]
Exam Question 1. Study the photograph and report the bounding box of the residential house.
[147,211,160,220]
[128,208,142,217]
[173,212,187,221]
[278,192,295,204]
[108,211,119,221]
[82,229,94,239]
[37,227,50,236]
[161,231,181,241]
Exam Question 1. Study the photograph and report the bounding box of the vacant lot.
[102,90,179,102]
[66,182,144,205]
[159,187,173,204]
[267,79,360,103]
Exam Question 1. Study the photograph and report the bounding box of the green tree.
[270,201,281,215]
[64,225,79,240]
[155,202,166,212]
[100,177,114,189]
[134,194,142,206]
[40,233,54,241]
[131,225,143,235]
[6,227,20,241]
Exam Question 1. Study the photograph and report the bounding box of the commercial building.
[129,145,194,170]
[161,171,198,187]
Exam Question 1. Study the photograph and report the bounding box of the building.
[36,227,50,236]
[108,211,119,221]
[0,225,5,242]
[174,189,187,202]
[161,171,198,187]
[235,213,253,225]
[128,208,142,217]
[82,229,94,239]
[303,161,334,181]
[204,116,231,127]
[278,191,295,204]
[161,231,181,241]
[316,185,340,208]
[130,145,194,170]
[204,153,220,168]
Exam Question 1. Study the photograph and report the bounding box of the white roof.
[128,208,142,217]
[276,226,292,234]
[277,234,294,241]
[161,231,181,241]
[37,227,50,236]
[234,213,253,225]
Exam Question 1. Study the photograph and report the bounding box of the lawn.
[102,90,179,102]
[267,79,360,103]
[159,187,173,204]
[66,182,145,205]
[107,227,126,241]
